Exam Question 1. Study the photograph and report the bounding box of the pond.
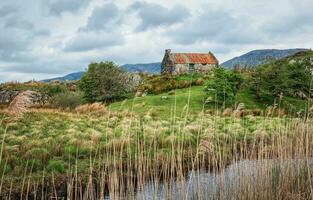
[104,159,312,200]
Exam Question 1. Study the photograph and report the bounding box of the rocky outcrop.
[0,90,49,105]
[7,91,37,116]
[0,91,20,104]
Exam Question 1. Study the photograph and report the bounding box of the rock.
[7,90,37,116]
[0,90,49,105]
[0,90,20,103]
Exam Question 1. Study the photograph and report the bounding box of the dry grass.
[75,103,107,114]
[0,106,312,199]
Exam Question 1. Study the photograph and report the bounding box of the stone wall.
[172,63,216,75]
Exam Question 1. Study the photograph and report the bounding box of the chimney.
[165,49,171,54]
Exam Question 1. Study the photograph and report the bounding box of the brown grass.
[75,103,107,114]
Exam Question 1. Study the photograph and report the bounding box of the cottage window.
[189,64,195,72]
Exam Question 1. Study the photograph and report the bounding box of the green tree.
[249,58,311,101]
[206,68,243,107]
[78,61,130,102]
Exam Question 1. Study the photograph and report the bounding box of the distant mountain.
[41,62,161,82]
[122,62,161,73]
[41,72,85,83]
[221,48,308,69]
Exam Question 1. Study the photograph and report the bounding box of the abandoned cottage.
[161,49,219,75]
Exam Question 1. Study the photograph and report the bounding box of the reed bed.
[0,104,312,199]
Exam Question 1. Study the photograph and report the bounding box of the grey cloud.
[130,2,190,31]
[0,28,33,61]
[48,0,89,15]
[0,5,17,17]
[167,8,263,45]
[262,2,313,37]
[83,3,120,31]
[5,17,33,30]
[34,29,51,37]
[63,32,124,52]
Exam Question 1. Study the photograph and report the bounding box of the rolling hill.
[221,48,308,69]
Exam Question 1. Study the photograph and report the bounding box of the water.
[104,159,312,200]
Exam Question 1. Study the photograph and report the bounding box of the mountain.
[41,72,85,83]
[221,48,308,69]
[122,62,161,73]
[41,62,161,82]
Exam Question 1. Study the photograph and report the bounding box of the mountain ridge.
[41,48,309,82]
[221,48,308,69]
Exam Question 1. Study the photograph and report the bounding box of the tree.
[249,57,311,101]
[206,68,243,107]
[78,61,130,102]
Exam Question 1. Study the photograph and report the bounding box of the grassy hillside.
[109,85,307,119]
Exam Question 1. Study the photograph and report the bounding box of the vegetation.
[206,68,244,107]
[78,61,131,103]
[0,107,312,199]
[0,51,312,199]
[137,73,206,94]
[249,50,313,101]
[0,81,69,97]
[51,92,83,110]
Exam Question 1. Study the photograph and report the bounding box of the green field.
[109,85,306,119]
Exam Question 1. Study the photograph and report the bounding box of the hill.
[41,62,161,82]
[41,71,84,83]
[122,62,161,73]
[221,48,308,69]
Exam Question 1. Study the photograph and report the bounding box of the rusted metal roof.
[171,53,218,64]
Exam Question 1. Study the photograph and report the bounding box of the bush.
[51,92,83,110]
[206,68,244,106]
[78,61,133,102]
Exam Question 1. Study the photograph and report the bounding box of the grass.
[0,76,311,198]
[0,106,312,199]
[109,85,307,119]
[109,86,207,118]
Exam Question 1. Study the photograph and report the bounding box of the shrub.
[51,92,83,110]
[78,61,133,102]
[206,68,244,106]
[39,84,67,97]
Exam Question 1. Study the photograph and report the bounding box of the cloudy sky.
[0,0,313,82]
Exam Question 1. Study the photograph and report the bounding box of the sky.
[0,0,313,82]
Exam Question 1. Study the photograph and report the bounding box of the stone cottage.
[161,49,219,75]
